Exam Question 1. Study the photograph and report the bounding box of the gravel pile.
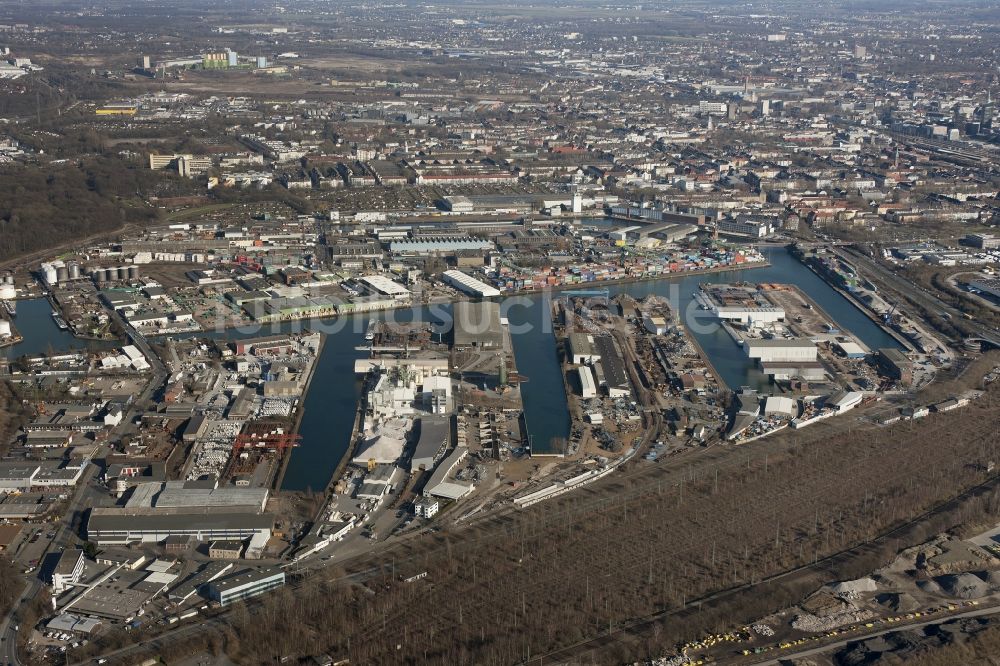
[936,573,989,599]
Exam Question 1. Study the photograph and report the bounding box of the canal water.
[7,247,903,490]
[1,298,114,359]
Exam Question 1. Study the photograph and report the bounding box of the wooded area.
[0,159,162,261]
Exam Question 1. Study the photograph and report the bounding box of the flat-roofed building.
[567,333,600,364]
[209,540,244,559]
[877,347,913,386]
[411,416,450,471]
[51,548,85,593]
[206,567,285,606]
[86,509,273,546]
[358,275,410,301]
[452,300,502,349]
[744,338,817,364]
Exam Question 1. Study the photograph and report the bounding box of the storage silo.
[128,265,140,280]
[68,263,81,280]
[56,266,70,283]
[41,263,58,285]
[2,275,13,285]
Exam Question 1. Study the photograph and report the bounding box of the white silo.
[41,263,58,285]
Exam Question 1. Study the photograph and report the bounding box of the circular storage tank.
[2,275,12,285]
[117,267,129,281]
[56,266,70,283]
[92,269,106,283]
[128,266,140,280]
[42,264,57,285]
[68,263,81,280]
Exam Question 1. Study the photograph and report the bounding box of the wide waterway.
[7,247,902,491]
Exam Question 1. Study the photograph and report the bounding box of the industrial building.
[389,237,494,255]
[592,335,630,397]
[452,300,503,349]
[567,333,601,364]
[358,275,411,301]
[827,391,864,412]
[124,482,269,513]
[442,270,501,298]
[208,541,244,559]
[423,446,473,500]
[877,347,913,386]
[205,567,285,606]
[695,284,785,326]
[51,548,85,594]
[86,510,274,546]
[743,338,818,363]
[411,416,451,471]
[577,365,597,399]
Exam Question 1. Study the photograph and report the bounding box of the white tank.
[41,264,57,285]
[0,320,10,337]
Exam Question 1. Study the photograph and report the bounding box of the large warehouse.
[443,270,501,298]
[411,416,451,471]
[695,284,785,326]
[86,509,273,546]
[452,300,503,349]
[743,338,817,364]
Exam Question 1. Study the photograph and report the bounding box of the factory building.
[593,335,630,397]
[567,333,601,364]
[86,510,274,546]
[411,416,451,471]
[452,300,503,349]
[423,446,473,500]
[876,347,913,386]
[965,233,1000,249]
[577,365,597,399]
[695,285,785,326]
[358,275,411,301]
[442,270,501,298]
[743,338,818,363]
[205,567,285,606]
[389,237,493,255]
